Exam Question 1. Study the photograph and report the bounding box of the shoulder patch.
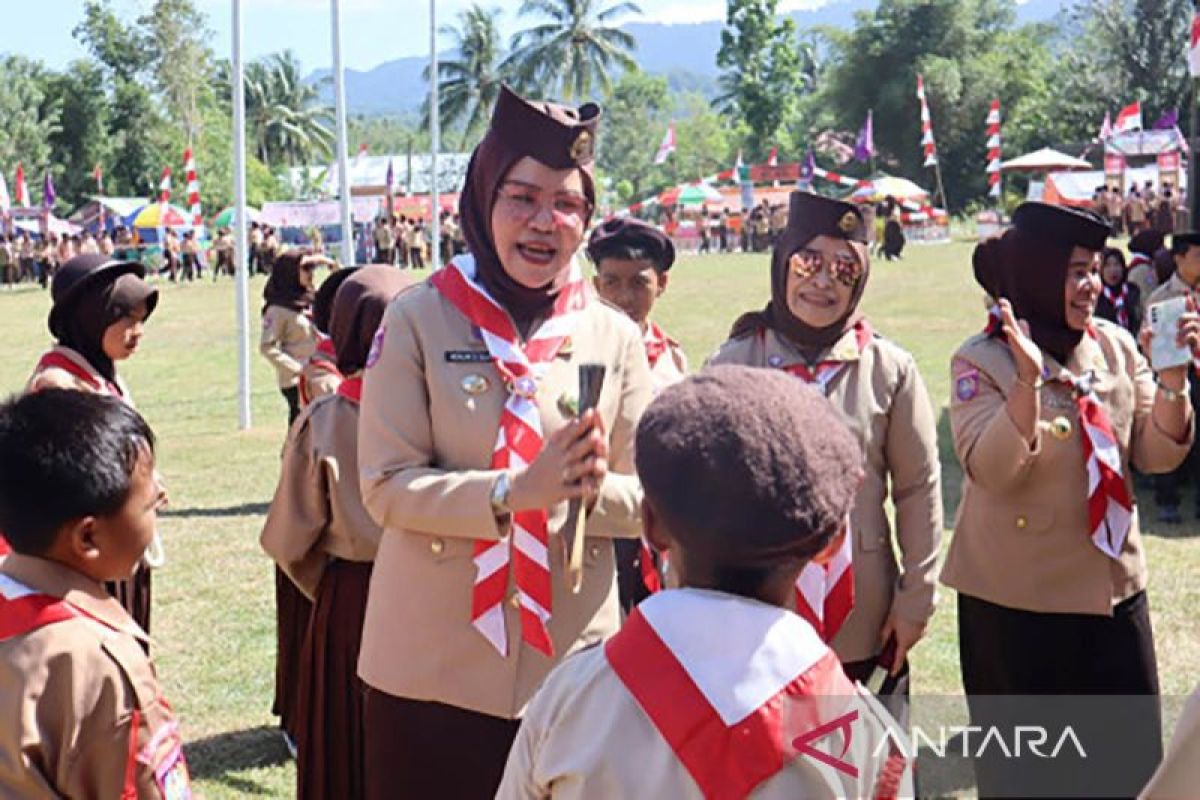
[365,324,386,369]
[954,366,980,402]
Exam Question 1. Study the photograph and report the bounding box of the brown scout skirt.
[274,566,313,741]
[295,559,372,800]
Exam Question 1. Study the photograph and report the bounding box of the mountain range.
[310,0,1063,116]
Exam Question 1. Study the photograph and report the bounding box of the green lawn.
[0,242,1196,798]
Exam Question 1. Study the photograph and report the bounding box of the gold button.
[430,538,445,555]
[1015,516,1027,530]
[588,544,600,559]
[509,593,521,609]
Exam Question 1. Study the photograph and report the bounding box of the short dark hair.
[635,366,863,583]
[0,390,155,556]
[593,243,657,267]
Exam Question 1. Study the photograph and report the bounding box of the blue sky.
[7,0,836,73]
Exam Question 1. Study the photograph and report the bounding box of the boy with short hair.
[497,366,912,799]
[0,390,190,798]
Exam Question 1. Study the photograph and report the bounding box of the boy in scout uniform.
[0,390,189,799]
[1145,231,1200,522]
[711,191,942,719]
[497,367,912,799]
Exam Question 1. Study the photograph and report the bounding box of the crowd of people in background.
[1093,180,1188,238]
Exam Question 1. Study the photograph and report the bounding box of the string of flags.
[986,100,1002,199]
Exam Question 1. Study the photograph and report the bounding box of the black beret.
[490,85,600,169]
[586,217,676,271]
[784,191,869,246]
[635,365,863,568]
[1011,201,1108,252]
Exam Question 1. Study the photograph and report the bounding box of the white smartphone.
[1148,296,1193,371]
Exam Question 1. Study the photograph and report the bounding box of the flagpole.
[430,0,442,273]
[232,0,252,429]
[331,0,354,265]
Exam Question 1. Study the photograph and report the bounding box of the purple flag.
[800,149,816,182]
[853,110,874,163]
[42,170,55,210]
[1153,109,1180,130]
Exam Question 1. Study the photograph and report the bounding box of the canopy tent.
[844,174,929,203]
[11,215,81,238]
[1000,148,1093,173]
[129,203,190,229]
[1042,165,1187,208]
[211,205,261,229]
[659,182,723,207]
[391,193,460,221]
[260,198,383,228]
[69,197,148,232]
[1106,129,1187,157]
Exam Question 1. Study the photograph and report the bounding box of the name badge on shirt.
[444,350,492,363]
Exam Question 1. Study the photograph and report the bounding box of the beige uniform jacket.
[496,644,912,800]
[298,346,342,408]
[1146,271,1194,310]
[942,320,1192,614]
[0,555,184,799]
[648,340,688,394]
[1140,682,1200,799]
[356,282,654,719]
[259,305,317,389]
[26,345,131,398]
[1128,263,1159,317]
[709,327,943,662]
[261,391,381,599]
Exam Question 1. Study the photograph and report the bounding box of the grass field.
[1,242,1197,798]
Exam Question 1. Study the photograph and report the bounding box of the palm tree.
[424,5,509,150]
[504,0,642,101]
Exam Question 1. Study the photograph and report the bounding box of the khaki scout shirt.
[298,346,342,408]
[709,326,943,662]
[1128,263,1159,317]
[942,320,1192,615]
[1146,271,1196,310]
[259,305,317,389]
[1140,682,1200,799]
[0,555,184,799]
[648,339,688,395]
[356,281,654,719]
[26,345,131,398]
[261,390,382,599]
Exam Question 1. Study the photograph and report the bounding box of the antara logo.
[791,709,860,778]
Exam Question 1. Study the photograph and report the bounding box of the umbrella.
[659,182,723,207]
[211,205,261,228]
[1000,148,1092,173]
[847,175,929,203]
[129,203,190,229]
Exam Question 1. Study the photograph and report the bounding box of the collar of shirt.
[1,553,150,642]
[762,325,867,371]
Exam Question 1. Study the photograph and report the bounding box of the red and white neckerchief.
[1128,252,1151,272]
[644,320,670,368]
[35,349,124,399]
[775,323,869,642]
[605,590,909,798]
[1068,326,1133,559]
[299,336,342,406]
[780,320,873,395]
[336,374,362,404]
[430,254,588,657]
[1102,285,1130,328]
[639,539,663,594]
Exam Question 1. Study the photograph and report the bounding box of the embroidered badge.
[838,211,859,235]
[767,354,784,367]
[570,130,593,163]
[955,368,980,402]
[366,325,386,369]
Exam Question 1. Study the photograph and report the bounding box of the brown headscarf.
[59,273,158,382]
[329,266,415,375]
[459,85,600,327]
[262,248,314,313]
[730,191,870,351]
[973,202,1109,364]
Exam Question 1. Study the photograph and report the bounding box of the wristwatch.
[1156,377,1189,403]
[490,471,512,515]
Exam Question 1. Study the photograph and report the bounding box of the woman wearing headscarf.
[261,266,416,800]
[260,249,319,426]
[1095,246,1142,336]
[298,262,355,409]
[25,253,160,633]
[944,202,1196,797]
[355,86,653,798]
[709,191,942,722]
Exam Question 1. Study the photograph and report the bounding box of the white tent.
[1000,148,1093,172]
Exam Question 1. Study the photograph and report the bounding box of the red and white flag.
[767,146,779,167]
[916,74,938,167]
[1113,101,1142,135]
[184,148,201,226]
[14,164,29,208]
[159,166,172,206]
[986,100,1002,198]
[1189,11,1200,77]
[1098,111,1114,142]
[653,123,676,165]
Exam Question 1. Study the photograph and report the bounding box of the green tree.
[0,55,60,194]
[425,4,509,149]
[232,52,334,167]
[715,0,806,160]
[505,0,642,100]
[44,60,110,206]
[596,71,671,198]
[138,0,216,144]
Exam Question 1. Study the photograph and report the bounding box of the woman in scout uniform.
[944,202,1195,797]
[1095,246,1142,336]
[298,262,355,409]
[710,191,942,714]
[259,249,319,426]
[26,253,160,634]
[262,266,415,800]
[356,85,653,798]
